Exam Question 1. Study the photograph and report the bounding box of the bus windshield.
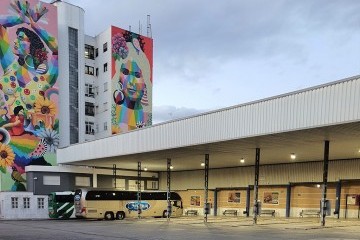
[48,192,75,219]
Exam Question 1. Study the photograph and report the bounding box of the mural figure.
[0,0,58,191]
[3,105,26,136]
[111,30,152,134]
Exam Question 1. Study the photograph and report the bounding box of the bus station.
[47,75,360,226]
[0,1,358,234]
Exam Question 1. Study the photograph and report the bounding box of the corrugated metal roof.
[58,75,360,171]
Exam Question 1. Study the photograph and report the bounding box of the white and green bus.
[48,191,75,219]
[74,188,183,220]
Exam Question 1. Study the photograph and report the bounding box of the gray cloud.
[152,105,207,124]
[49,0,360,113]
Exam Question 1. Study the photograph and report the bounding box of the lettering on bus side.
[125,201,151,211]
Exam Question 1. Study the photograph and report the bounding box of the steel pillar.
[167,158,171,220]
[286,184,291,218]
[245,186,250,217]
[321,140,329,226]
[214,189,218,216]
[204,154,209,223]
[334,180,341,219]
[137,161,141,219]
[253,148,260,224]
[113,164,116,188]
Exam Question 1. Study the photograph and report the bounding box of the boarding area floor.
[144,215,360,229]
[0,216,359,240]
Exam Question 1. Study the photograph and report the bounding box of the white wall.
[94,28,112,139]
[0,192,48,219]
[56,1,85,147]
[84,35,96,141]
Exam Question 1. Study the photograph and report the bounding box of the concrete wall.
[159,159,360,190]
[26,172,93,195]
[157,159,360,218]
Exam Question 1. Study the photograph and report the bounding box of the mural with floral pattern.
[111,26,153,134]
[0,0,58,191]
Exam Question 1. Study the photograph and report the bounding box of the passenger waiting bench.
[222,209,238,216]
[299,209,320,217]
[185,210,198,216]
[260,209,276,217]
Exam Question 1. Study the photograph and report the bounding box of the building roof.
[58,75,360,171]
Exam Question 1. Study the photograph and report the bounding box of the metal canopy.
[68,121,360,171]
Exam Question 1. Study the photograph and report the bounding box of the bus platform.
[132,215,360,230]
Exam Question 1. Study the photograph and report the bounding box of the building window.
[95,48,98,57]
[103,42,107,52]
[85,121,95,135]
[85,44,94,59]
[75,176,91,187]
[85,65,94,75]
[85,102,95,116]
[37,198,45,209]
[147,181,159,190]
[104,122,107,131]
[103,63,107,72]
[43,175,60,185]
[23,197,30,209]
[104,82,108,92]
[103,102,108,111]
[68,27,79,145]
[95,68,99,76]
[85,84,94,98]
[11,197,18,208]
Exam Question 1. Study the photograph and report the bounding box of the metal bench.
[260,209,275,217]
[300,209,320,217]
[185,210,198,216]
[223,209,238,216]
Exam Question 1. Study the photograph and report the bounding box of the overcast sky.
[52,0,360,123]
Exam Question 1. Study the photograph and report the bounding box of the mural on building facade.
[111,26,153,134]
[0,0,58,191]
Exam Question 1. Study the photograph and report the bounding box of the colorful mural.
[111,26,153,134]
[0,0,58,191]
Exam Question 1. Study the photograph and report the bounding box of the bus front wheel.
[104,211,114,220]
[116,211,125,220]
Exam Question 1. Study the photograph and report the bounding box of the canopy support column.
[253,148,260,224]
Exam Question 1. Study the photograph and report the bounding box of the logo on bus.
[125,201,150,211]
[74,195,81,201]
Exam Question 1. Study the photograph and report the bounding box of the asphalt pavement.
[0,216,359,240]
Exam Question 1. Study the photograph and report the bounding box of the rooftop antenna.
[139,20,142,35]
[147,15,152,38]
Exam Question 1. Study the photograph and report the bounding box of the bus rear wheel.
[104,211,114,220]
[116,211,125,220]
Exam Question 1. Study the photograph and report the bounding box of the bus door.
[171,200,183,216]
